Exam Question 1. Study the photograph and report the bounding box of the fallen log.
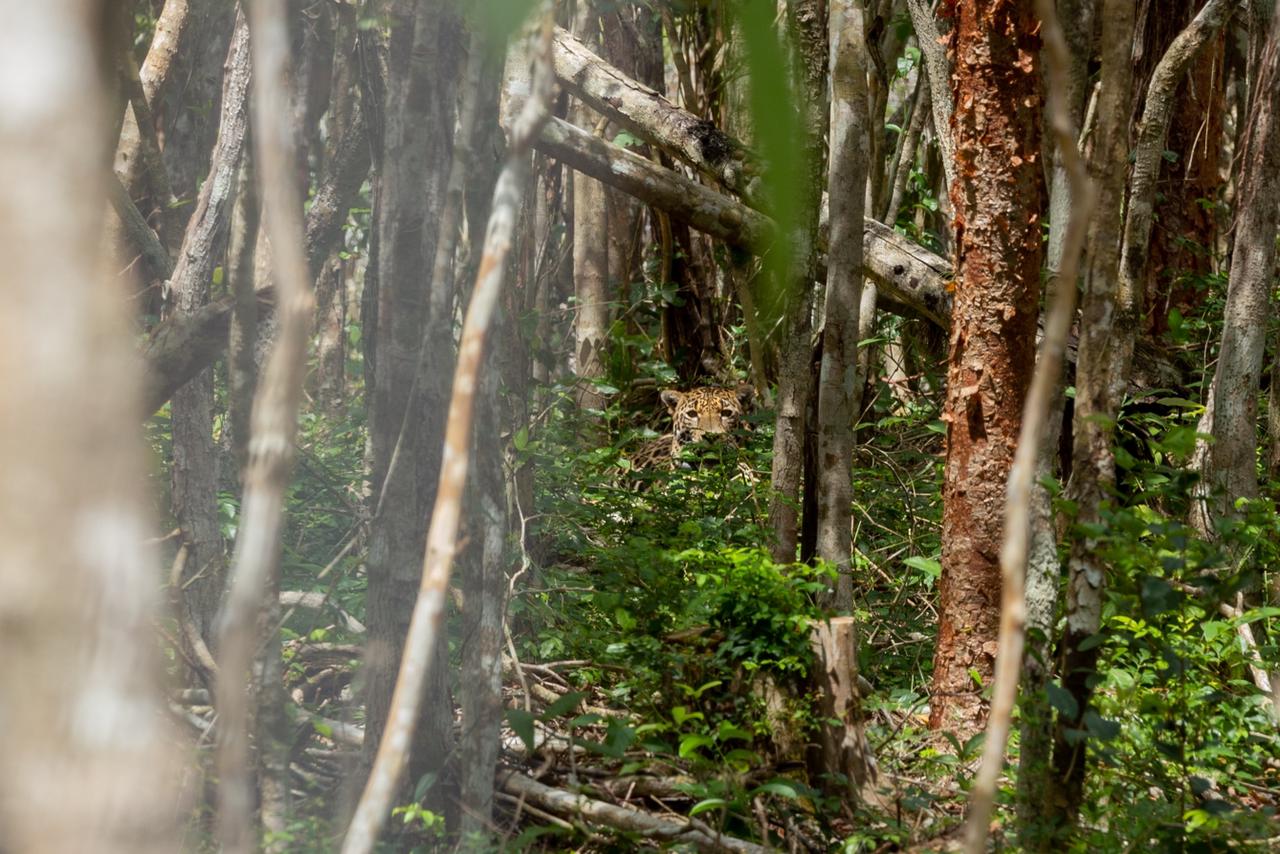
[552,25,763,206]
[535,116,953,326]
[497,769,771,853]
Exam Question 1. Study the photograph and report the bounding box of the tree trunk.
[1040,0,1136,841]
[169,13,251,650]
[1191,4,1280,531]
[571,2,611,413]
[359,0,465,822]
[159,0,238,202]
[768,0,827,565]
[930,0,1044,736]
[1134,0,1228,337]
[815,0,870,608]
[0,4,182,848]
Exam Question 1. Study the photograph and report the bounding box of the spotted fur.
[628,384,756,471]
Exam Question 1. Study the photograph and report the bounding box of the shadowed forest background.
[2,0,1280,851]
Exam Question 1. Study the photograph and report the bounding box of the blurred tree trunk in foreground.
[0,3,182,851]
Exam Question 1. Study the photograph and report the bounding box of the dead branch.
[279,590,366,633]
[339,16,555,854]
[497,770,771,853]
[551,25,762,205]
[214,0,317,849]
[963,0,1096,850]
[107,169,174,282]
[535,115,953,325]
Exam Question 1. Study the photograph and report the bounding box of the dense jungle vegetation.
[2,0,1279,852]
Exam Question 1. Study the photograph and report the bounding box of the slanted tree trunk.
[1134,0,1228,337]
[169,13,251,651]
[0,3,182,848]
[159,0,239,202]
[359,0,465,822]
[930,0,1044,736]
[1191,4,1280,532]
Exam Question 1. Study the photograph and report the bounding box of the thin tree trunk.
[1134,0,1227,337]
[169,12,250,652]
[1190,3,1280,533]
[160,0,238,201]
[768,0,827,565]
[214,0,316,849]
[1044,0,1095,272]
[0,4,183,849]
[228,156,260,472]
[905,0,955,189]
[815,0,869,612]
[930,0,1044,736]
[570,2,611,413]
[342,22,554,853]
[358,0,466,822]
[452,19,510,837]
[1042,0,1136,841]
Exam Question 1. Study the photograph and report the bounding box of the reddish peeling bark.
[930,0,1044,735]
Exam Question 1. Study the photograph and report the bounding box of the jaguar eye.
[720,408,736,419]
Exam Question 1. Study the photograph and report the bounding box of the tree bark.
[905,0,956,190]
[1190,3,1280,532]
[815,0,869,609]
[343,20,553,852]
[159,0,239,201]
[930,0,1044,736]
[550,25,763,206]
[168,11,250,650]
[965,1,1095,847]
[358,0,466,822]
[570,2,611,413]
[0,4,182,849]
[1134,0,1228,337]
[768,0,827,565]
[214,0,316,848]
[1042,0,1136,841]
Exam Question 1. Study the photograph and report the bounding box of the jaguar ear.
[660,389,684,412]
[735,382,756,408]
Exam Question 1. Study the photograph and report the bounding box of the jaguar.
[628,383,756,471]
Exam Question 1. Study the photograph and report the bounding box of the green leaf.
[612,130,643,148]
[904,556,941,584]
[541,691,587,719]
[716,722,752,743]
[753,780,799,799]
[1045,682,1079,719]
[506,708,536,753]
[679,734,715,759]
[1082,711,1121,741]
[689,798,728,816]
[614,607,636,631]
